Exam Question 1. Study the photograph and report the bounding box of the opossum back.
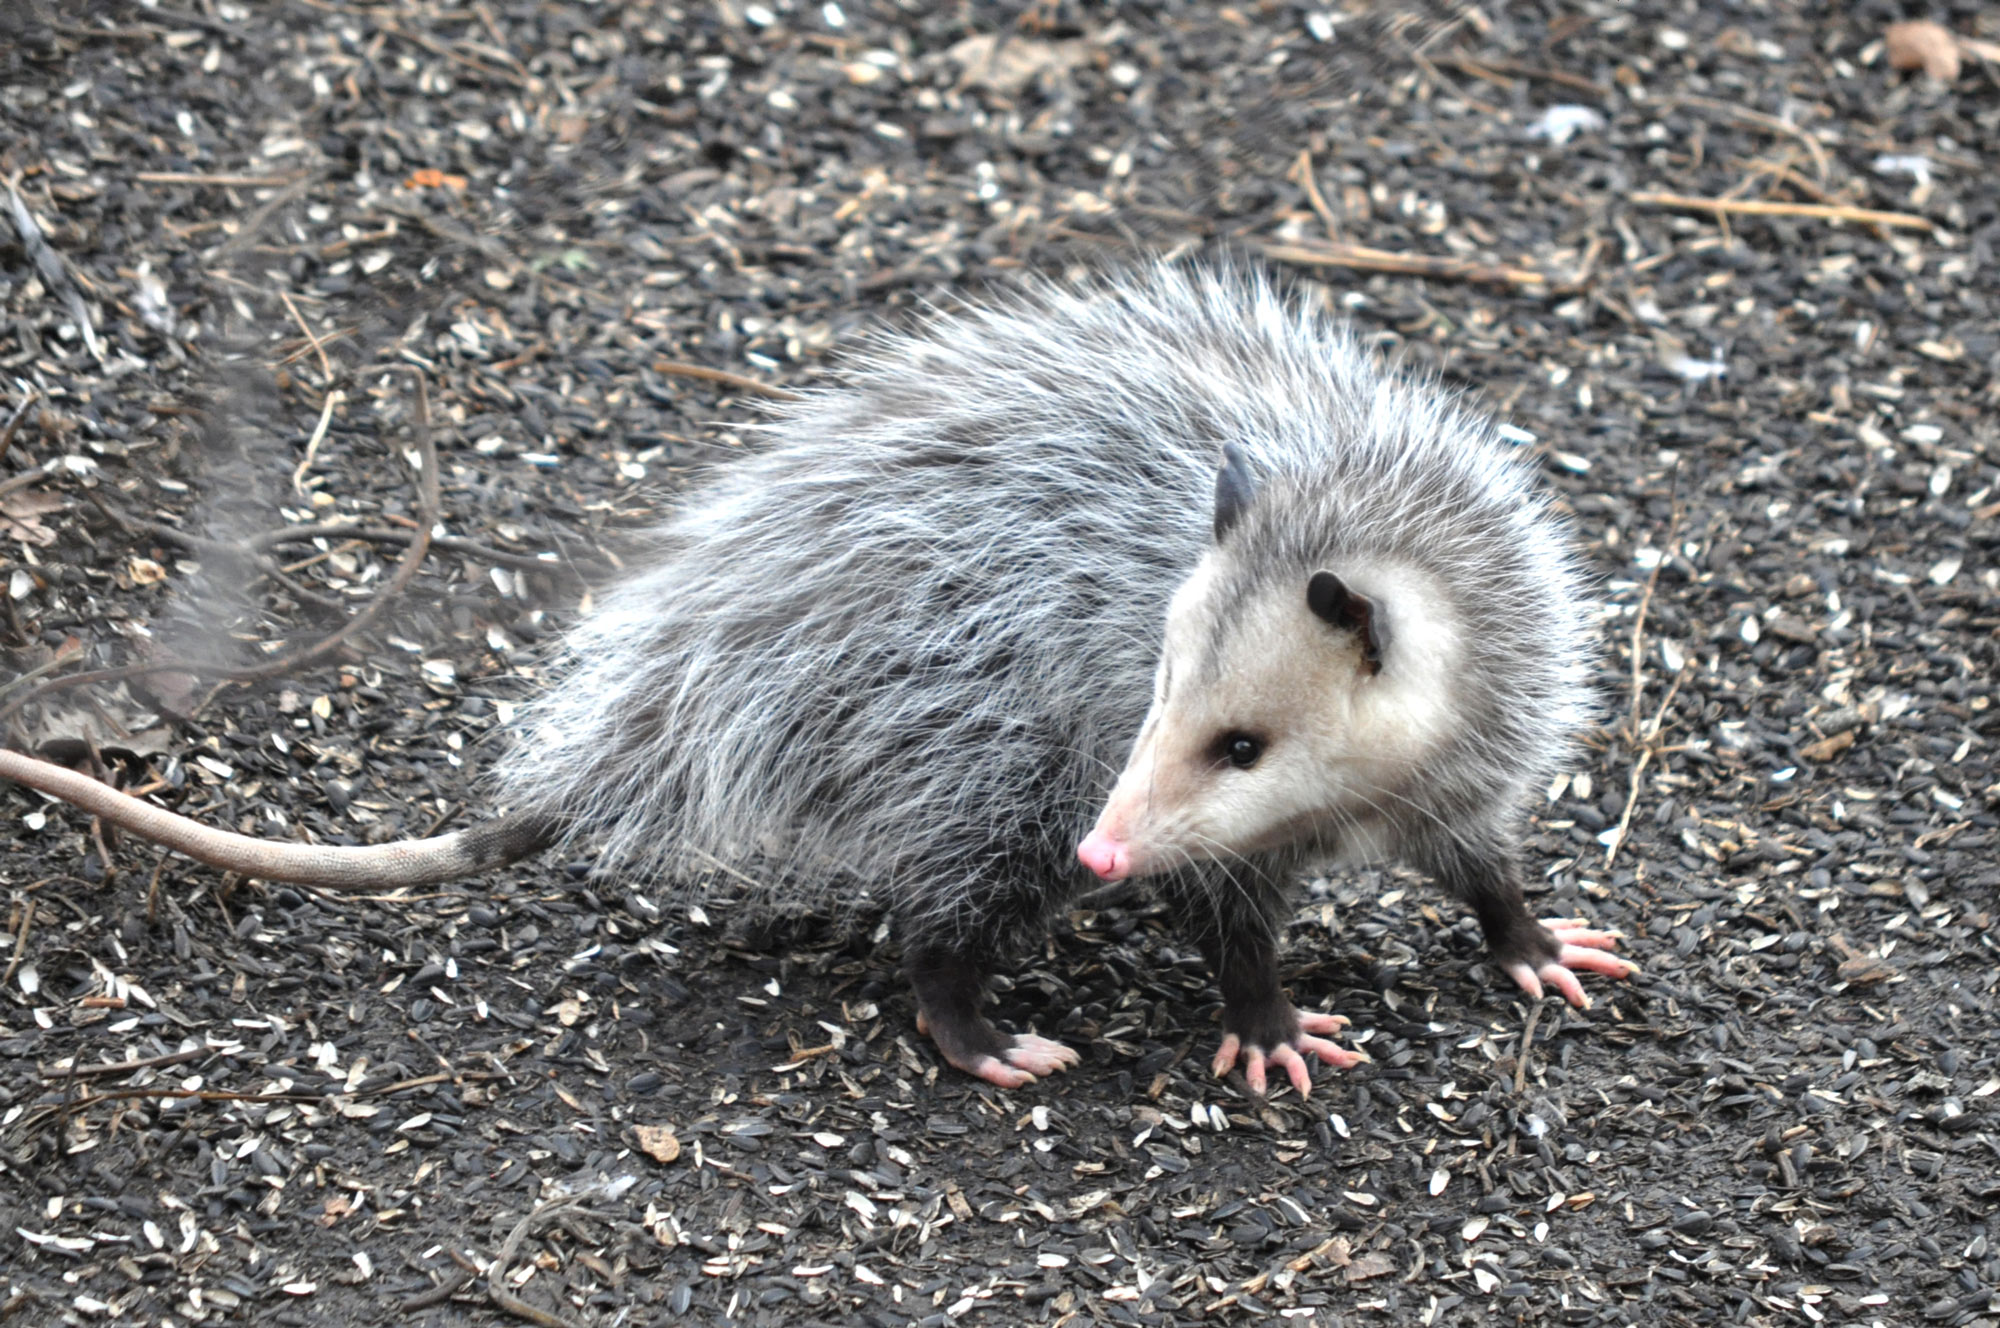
[494,265,1575,926]
[495,270,1286,914]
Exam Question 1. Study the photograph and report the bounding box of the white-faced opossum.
[0,265,1634,1094]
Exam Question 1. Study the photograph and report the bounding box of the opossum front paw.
[1502,918,1639,1010]
[1212,1011,1368,1099]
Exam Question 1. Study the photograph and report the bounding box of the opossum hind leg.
[906,943,1079,1089]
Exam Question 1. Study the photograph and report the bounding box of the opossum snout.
[1076,828,1133,882]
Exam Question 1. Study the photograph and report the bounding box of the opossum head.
[1077,447,1459,882]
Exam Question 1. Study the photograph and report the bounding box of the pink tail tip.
[1077,830,1130,882]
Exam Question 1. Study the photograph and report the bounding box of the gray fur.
[495,264,1591,955]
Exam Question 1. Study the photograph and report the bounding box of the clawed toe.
[965,1056,1038,1089]
[1504,925,1640,1010]
[959,1033,1077,1089]
[1003,1033,1080,1078]
[1212,1012,1364,1098]
[1543,919,1623,950]
[1297,1033,1369,1072]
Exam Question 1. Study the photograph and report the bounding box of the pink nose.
[1077,829,1131,882]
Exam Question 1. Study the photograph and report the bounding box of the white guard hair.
[494,264,1593,947]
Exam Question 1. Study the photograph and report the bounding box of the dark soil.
[3,3,1998,1326]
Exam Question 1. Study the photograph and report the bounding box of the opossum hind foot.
[1212,1010,1368,1099]
[1504,919,1639,1010]
[908,946,1079,1089]
[913,1010,1079,1089]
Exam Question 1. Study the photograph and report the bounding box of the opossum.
[0,265,1634,1094]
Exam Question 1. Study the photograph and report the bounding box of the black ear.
[1212,444,1256,542]
[1307,570,1387,675]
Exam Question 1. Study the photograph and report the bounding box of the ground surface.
[2,3,1998,1326]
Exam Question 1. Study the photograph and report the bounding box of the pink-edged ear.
[1307,571,1386,674]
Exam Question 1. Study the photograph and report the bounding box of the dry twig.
[288,388,345,495]
[1265,241,1549,289]
[1630,191,1935,231]
[0,372,442,727]
[1287,150,1341,242]
[653,358,799,401]
[1669,96,1829,184]
[0,898,34,992]
[0,391,37,466]
[485,1186,611,1328]
[277,290,335,384]
[1515,1001,1540,1094]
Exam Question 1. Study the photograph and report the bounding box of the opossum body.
[0,266,1635,1093]
[499,265,1632,1090]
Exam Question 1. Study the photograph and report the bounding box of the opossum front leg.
[1177,877,1367,1098]
[1440,841,1639,1009]
[905,944,1079,1089]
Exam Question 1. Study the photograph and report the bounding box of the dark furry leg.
[905,942,1078,1089]
[1426,835,1637,1008]
[1167,870,1364,1098]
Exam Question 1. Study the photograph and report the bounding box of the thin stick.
[1288,150,1340,242]
[1437,53,1608,98]
[145,847,171,926]
[487,1187,608,1328]
[1265,241,1549,289]
[380,20,536,90]
[275,324,358,365]
[0,637,84,707]
[653,358,799,401]
[1625,531,1672,747]
[134,172,305,188]
[226,371,439,682]
[0,391,37,467]
[1604,667,1690,870]
[42,1046,207,1080]
[278,538,368,575]
[277,290,335,384]
[0,373,442,726]
[1670,96,1828,184]
[400,1269,473,1312]
[0,467,54,500]
[1,898,34,992]
[1514,1001,1540,1094]
[288,388,345,496]
[202,173,322,264]
[1602,512,1679,870]
[1630,192,1935,230]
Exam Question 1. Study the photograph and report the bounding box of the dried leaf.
[634,1124,681,1164]
[946,33,1090,97]
[1800,729,1856,763]
[1837,954,1897,985]
[1344,1251,1397,1284]
[0,487,63,546]
[1884,20,1961,82]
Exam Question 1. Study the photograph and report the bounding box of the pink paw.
[1503,918,1639,1009]
[1211,1012,1368,1099]
[966,1033,1080,1089]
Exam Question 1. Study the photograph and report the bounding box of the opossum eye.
[1217,732,1264,770]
